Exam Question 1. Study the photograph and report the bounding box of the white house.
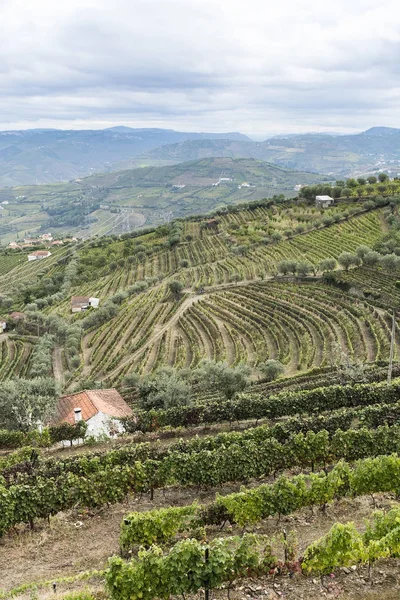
[28,250,52,261]
[71,296,100,313]
[51,389,133,437]
[315,195,334,208]
[41,233,53,241]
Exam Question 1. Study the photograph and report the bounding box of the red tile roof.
[71,296,90,306]
[29,250,51,257]
[51,389,133,425]
[9,311,25,320]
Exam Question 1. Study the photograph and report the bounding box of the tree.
[357,177,366,186]
[169,280,183,297]
[379,253,400,272]
[296,261,311,277]
[367,176,377,184]
[278,260,290,275]
[0,377,59,431]
[319,258,337,273]
[355,245,371,262]
[346,178,358,188]
[259,359,285,381]
[286,260,298,275]
[137,368,192,410]
[378,173,389,183]
[338,252,359,271]
[193,360,250,400]
[363,251,381,267]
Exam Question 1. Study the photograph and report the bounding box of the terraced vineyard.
[0,335,32,381]
[51,206,383,314]
[101,280,396,384]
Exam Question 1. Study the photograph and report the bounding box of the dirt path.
[0,485,398,596]
[103,294,203,381]
[52,346,64,384]
[81,331,96,378]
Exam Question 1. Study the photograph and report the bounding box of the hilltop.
[2,125,400,188]
[142,126,400,177]
[0,127,250,187]
[0,157,327,244]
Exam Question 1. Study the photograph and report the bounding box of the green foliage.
[259,359,285,381]
[193,360,251,399]
[338,252,360,270]
[0,377,59,431]
[120,504,198,550]
[302,523,367,575]
[107,534,275,600]
[136,368,192,411]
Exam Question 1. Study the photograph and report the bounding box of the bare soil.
[1,482,400,599]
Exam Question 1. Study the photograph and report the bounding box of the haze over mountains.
[0,128,250,187]
[0,126,399,187]
[142,127,400,178]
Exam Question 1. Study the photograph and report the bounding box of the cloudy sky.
[1,0,399,136]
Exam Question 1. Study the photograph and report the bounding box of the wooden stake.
[388,308,396,384]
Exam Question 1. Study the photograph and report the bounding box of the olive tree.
[193,360,251,399]
[259,359,285,382]
[338,252,360,271]
[319,258,337,273]
[0,377,59,431]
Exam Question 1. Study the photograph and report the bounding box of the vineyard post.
[388,309,396,384]
[205,546,210,600]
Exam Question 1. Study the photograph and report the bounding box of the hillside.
[0,196,390,384]
[4,194,400,599]
[0,127,250,186]
[142,127,400,177]
[0,158,327,244]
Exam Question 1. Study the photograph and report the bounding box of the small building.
[205,219,219,231]
[0,319,6,332]
[28,250,52,261]
[71,296,100,313]
[9,311,25,321]
[8,242,21,250]
[315,195,334,208]
[51,240,64,246]
[41,233,53,241]
[51,389,133,437]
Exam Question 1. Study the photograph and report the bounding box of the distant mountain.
[0,128,251,187]
[142,127,400,177]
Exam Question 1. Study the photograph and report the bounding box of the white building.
[71,296,100,313]
[51,389,133,437]
[0,320,6,332]
[315,195,334,208]
[28,250,52,261]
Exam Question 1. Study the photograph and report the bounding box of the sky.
[1,0,400,137]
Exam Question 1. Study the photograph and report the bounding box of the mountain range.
[0,128,250,187]
[140,127,400,178]
[0,126,400,187]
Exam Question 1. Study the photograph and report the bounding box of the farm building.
[71,296,100,313]
[51,389,133,436]
[315,195,334,208]
[28,250,52,261]
[9,312,25,321]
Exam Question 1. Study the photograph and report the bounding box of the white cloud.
[0,0,400,135]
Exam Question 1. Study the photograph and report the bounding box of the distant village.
[7,232,78,260]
